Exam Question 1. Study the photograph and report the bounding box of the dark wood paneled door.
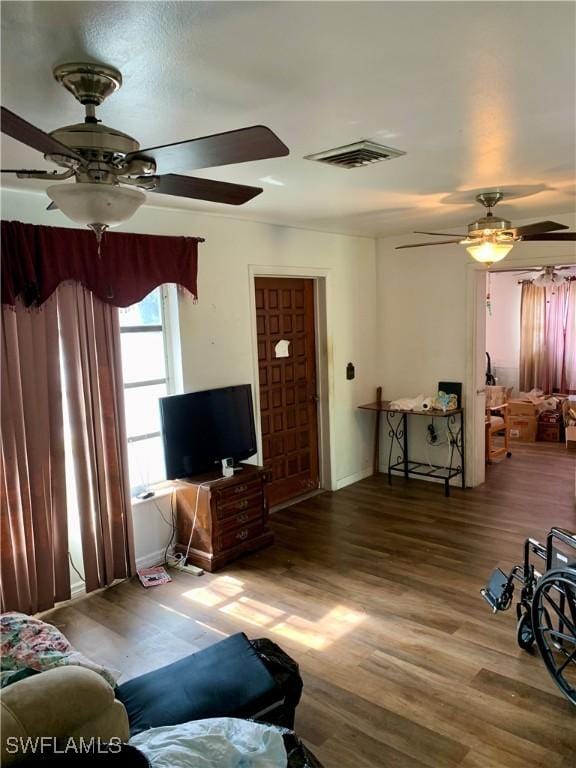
[255,277,320,507]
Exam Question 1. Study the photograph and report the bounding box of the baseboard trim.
[37,548,172,616]
[70,580,86,600]
[335,467,373,490]
[67,548,167,603]
[136,548,169,570]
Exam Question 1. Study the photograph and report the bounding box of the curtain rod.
[516,276,576,284]
[490,263,576,274]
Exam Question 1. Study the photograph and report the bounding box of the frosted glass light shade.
[47,182,145,227]
[466,240,513,264]
[534,273,558,287]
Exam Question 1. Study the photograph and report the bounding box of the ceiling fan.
[396,191,576,265]
[0,62,289,236]
[514,264,575,286]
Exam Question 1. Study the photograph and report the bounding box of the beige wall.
[486,271,523,393]
[2,188,378,490]
[3,186,573,538]
[375,212,576,480]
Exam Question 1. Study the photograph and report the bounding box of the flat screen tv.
[159,384,257,479]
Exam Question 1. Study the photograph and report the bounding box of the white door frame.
[247,265,335,492]
[466,252,576,487]
[465,262,488,487]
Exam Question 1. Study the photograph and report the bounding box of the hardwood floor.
[45,442,575,767]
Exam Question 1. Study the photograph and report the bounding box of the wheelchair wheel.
[516,612,534,651]
[531,567,576,705]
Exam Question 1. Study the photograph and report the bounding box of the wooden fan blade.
[1,168,54,174]
[519,232,576,241]
[395,240,462,250]
[1,107,83,162]
[510,221,569,237]
[148,174,262,205]
[128,125,289,175]
[414,231,466,237]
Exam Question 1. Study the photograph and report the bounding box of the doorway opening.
[480,265,576,487]
[253,275,327,508]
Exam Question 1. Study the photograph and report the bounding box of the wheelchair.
[481,527,576,704]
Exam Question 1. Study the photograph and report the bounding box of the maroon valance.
[1,221,203,308]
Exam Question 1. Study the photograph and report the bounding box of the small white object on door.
[274,339,290,358]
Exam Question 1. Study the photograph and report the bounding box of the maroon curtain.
[1,299,70,614]
[58,283,136,591]
[1,220,203,611]
[1,221,203,308]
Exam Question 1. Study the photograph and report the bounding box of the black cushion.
[117,633,282,735]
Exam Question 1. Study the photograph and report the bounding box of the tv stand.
[174,464,273,572]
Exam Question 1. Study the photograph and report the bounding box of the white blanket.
[130,718,287,768]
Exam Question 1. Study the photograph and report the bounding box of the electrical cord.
[150,475,231,572]
[154,496,176,530]
[68,552,85,583]
[165,477,229,570]
[175,482,208,568]
[161,491,178,567]
[172,477,233,568]
[424,420,450,472]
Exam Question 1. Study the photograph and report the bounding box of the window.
[119,288,169,493]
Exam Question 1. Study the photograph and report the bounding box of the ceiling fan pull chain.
[486,271,492,316]
[88,222,108,258]
[87,223,113,299]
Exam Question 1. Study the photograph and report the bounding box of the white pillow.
[130,717,287,768]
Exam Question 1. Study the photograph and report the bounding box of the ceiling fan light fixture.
[47,182,145,228]
[395,190,576,252]
[534,272,560,288]
[465,239,514,265]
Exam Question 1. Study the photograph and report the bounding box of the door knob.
[310,394,320,402]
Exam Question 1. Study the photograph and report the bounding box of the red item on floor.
[137,566,171,588]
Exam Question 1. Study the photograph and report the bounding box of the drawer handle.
[234,484,248,494]
[237,499,249,510]
[237,513,249,523]
[236,529,249,541]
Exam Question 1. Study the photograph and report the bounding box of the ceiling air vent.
[304,140,406,169]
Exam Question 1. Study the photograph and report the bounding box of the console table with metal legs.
[358,400,465,497]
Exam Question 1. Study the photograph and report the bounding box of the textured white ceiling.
[1,1,575,237]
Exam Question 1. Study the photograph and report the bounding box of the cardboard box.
[537,423,561,443]
[509,415,538,442]
[566,426,576,451]
[509,399,544,417]
[539,410,562,425]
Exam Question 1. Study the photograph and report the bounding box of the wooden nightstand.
[174,464,274,572]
